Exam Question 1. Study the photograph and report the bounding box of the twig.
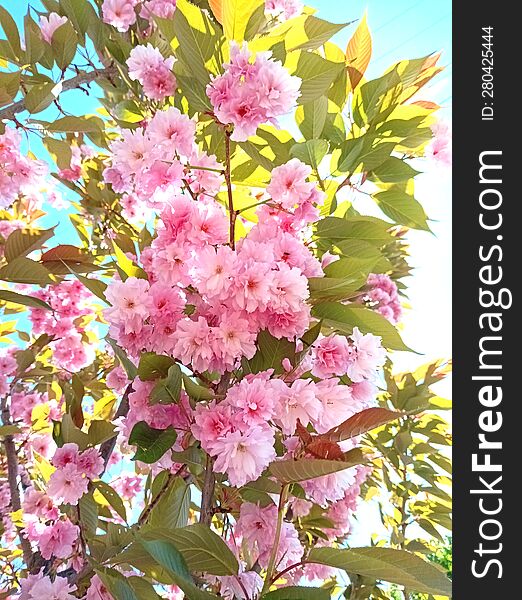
[99,383,132,474]
[0,67,117,122]
[223,130,236,249]
[261,484,290,595]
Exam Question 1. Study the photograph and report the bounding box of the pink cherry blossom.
[127,44,176,101]
[39,13,67,44]
[207,43,301,141]
[265,0,304,21]
[18,571,77,600]
[347,327,386,382]
[47,463,89,505]
[38,519,79,560]
[212,425,276,487]
[311,334,353,378]
[273,379,322,435]
[102,0,139,32]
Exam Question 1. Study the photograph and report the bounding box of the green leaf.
[311,303,411,351]
[182,375,214,401]
[4,228,54,262]
[0,290,52,311]
[372,157,420,182]
[60,0,97,38]
[0,6,21,60]
[96,569,162,600]
[323,407,402,442]
[45,115,104,133]
[79,492,99,535]
[24,81,57,114]
[244,330,296,375]
[295,52,344,104]
[222,0,264,42]
[147,477,191,530]
[315,216,392,245]
[262,587,330,600]
[292,16,349,51]
[169,0,220,84]
[150,364,183,405]
[88,419,116,446]
[52,22,78,70]
[108,338,138,379]
[307,546,452,596]
[93,481,127,522]
[296,96,328,140]
[0,257,53,285]
[0,70,20,105]
[129,422,177,464]
[145,524,239,576]
[373,188,430,231]
[44,137,73,170]
[23,14,44,63]
[290,139,328,171]
[269,449,366,483]
[141,539,220,600]
[137,353,175,381]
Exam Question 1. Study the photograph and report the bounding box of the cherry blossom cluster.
[102,0,177,32]
[207,42,301,141]
[364,273,402,324]
[28,280,97,372]
[192,331,383,489]
[0,128,48,209]
[47,443,103,505]
[265,0,304,21]
[127,44,177,101]
[103,105,221,210]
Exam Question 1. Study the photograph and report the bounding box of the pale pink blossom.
[39,13,67,44]
[47,463,89,505]
[102,0,139,32]
[38,519,79,559]
[311,334,353,378]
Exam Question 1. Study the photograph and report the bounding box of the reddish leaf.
[346,13,372,90]
[410,100,440,110]
[41,244,92,264]
[307,439,345,461]
[322,407,402,442]
[295,420,312,445]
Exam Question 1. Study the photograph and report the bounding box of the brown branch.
[223,130,236,249]
[0,67,117,123]
[1,398,34,567]
[199,373,230,526]
[99,383,132,474]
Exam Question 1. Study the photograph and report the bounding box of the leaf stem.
[261,484,290,595]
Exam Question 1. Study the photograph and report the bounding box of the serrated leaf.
[312,302,411,351]
[372,157,420,182]
[292,16,349,52]
[93,481,127,521]
[0,6,21,60]
[144,524,239,576]
[290,139,328,171]
[0,70,20,105]
[44,115,104,133]
[147,477,191,530]
[129,422,177,464]
[295,52,344,105]
[269,448,365,483]
[323,407,402,442]
[141,539,220,600]
[346,12,372,90]
[307,546,452,596]
[0,257,53,285]
[4,228,54,262]
[52,22,77,69]
[138,353,175,381]
[0,290,52,311]
[373,188,430,231]
[24,81,58,114]
[150,364,183,405]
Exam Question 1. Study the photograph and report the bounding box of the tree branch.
[224,130,236,249]
[99,382,132,474]
[1,398,34,567]
[0,67,117,123]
